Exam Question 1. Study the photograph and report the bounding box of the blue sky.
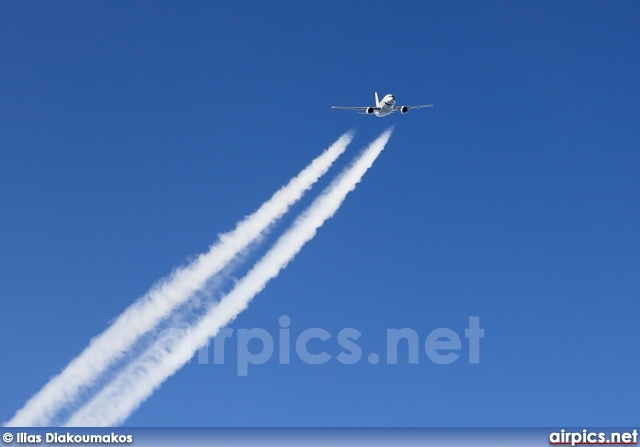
[1,1,639,427]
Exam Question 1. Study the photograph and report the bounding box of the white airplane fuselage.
[374,93,396,117]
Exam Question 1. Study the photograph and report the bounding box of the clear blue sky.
[1,1,639,427]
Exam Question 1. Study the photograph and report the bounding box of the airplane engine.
[399,106,409,114]
[365,107,375,114]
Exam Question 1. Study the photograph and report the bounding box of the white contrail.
[6,132,354,427]
[65,129,393,427]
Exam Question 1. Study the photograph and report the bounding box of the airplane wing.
[331,106,381,114]
[393,104,433,111]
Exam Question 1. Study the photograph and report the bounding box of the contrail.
[6,132,354,427]
[65,129,393,427]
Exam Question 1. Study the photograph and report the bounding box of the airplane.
[332,92,433,117]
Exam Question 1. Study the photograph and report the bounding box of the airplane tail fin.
[375,92,379,107]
